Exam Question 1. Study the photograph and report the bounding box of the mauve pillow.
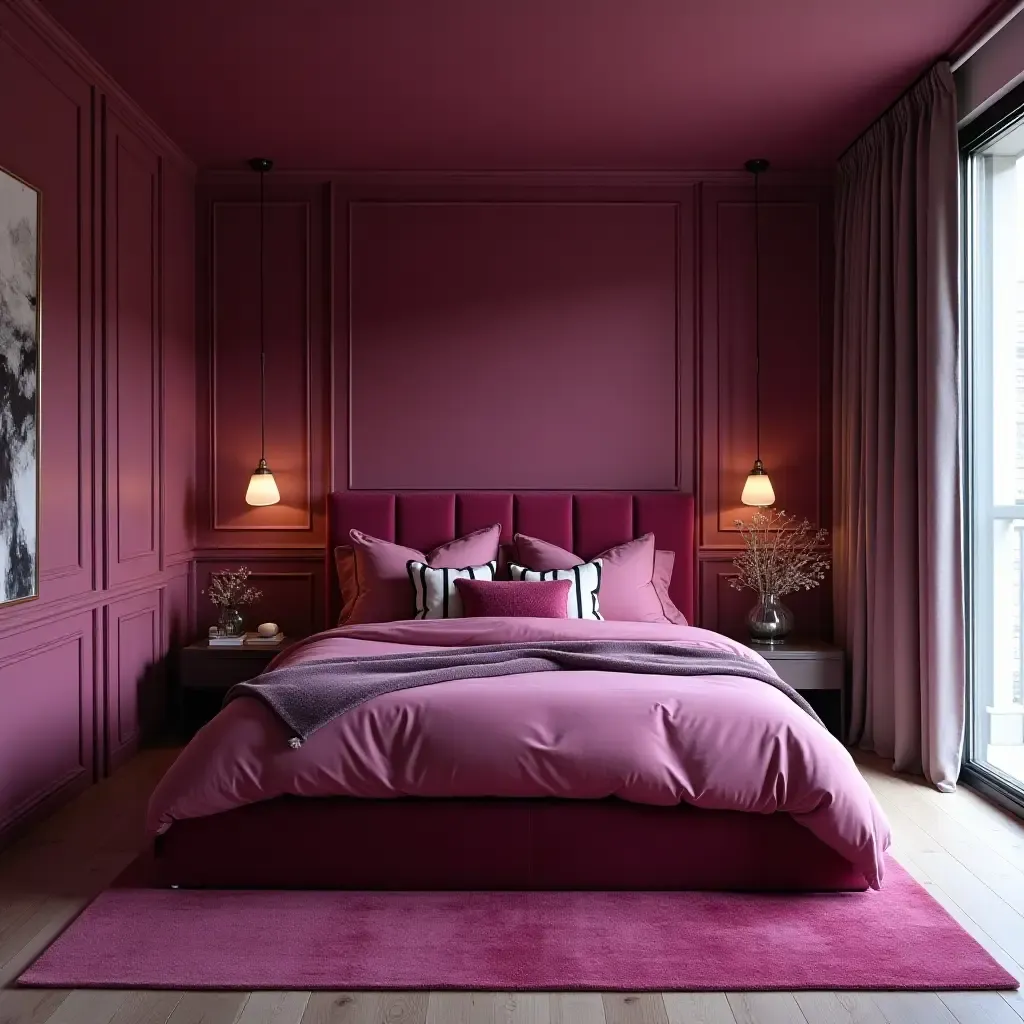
[513,532,686,624]
[455,579,571,619]
[653,549,687,626]
[336,524,501,625]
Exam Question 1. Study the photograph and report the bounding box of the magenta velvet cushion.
[337,524,501,625]
[454,579,572,619]
[512,532,686,625]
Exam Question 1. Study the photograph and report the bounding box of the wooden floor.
[2,750,1024,1024]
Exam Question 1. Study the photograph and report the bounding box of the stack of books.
[208,631,284,647]
[246,630,284,645]
[208,631,245,646]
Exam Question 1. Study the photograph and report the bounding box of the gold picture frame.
[0,163,40,607]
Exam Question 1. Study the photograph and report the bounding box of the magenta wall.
[348,201,681,491]
[195,172,832,640]
[0,0,196,841]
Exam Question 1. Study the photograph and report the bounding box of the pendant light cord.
[753,165,760,462]
[259,165,266,463]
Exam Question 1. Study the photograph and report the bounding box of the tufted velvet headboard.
[327,492,696,625]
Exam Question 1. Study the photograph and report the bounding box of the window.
[963,82,1024,804]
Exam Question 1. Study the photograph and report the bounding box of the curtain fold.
[833,62,964,791]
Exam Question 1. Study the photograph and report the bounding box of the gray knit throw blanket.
[225,641,824,748]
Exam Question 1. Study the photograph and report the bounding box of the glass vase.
[217,605,244,637]
[746,592,794,645]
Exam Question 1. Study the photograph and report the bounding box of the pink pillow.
[337,524,501,625]
[512,532,686,625]
[653,550,687,626]
[454,579,571,619]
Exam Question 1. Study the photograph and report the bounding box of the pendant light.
[740,158,776,508]
[244,157,281,507]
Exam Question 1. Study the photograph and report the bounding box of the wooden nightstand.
[177,637,297,736]
[742,640,846,740]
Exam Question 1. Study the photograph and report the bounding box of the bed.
[151,491,890,891]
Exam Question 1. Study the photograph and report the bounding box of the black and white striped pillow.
[508,560,603,620]
[406,560,498,620]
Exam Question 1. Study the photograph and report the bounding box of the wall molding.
[697,182,833,550]
[0,612,94,840]
[198,171,833,638]
[200,168,835,189]
[0,765,91,849]
[197,181,330,549]
[343,197,693,493]
[209,199,314,532]
[161,165,197,566]
[0,561,191,642]
[0,0,197,846]
[105,589,162,772]
[3,0,195,176]
[0,11,97,605]
[193,547,323,561]
[698,553,832,640]
[104,102,163,583]
[192,555,325,637]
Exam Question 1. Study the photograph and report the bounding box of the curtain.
[833,62,964,791]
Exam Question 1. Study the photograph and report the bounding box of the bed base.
[154,797,867,891]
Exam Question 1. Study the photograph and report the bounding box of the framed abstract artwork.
[0,165,40,606]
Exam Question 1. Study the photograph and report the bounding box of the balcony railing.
[984,513,1024,782]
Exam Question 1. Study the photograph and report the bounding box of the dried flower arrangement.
[730,508,830,598]
[203,567,262,609]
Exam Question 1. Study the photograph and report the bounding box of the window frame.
[959,77,1024,815]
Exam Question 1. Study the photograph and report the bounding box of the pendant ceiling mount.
[740,157,776,508]
[244,156,281,508]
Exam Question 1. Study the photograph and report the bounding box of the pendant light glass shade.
[246,459,281,507]
[741,459,776,507]
[245,156,280,507]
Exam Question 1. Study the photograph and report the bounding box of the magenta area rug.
[19,858,1017,991]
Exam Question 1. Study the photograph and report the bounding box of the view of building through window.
[972,133,1024,788]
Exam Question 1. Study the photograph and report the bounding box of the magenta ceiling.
[42,0,995,170]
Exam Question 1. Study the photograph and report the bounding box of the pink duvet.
[148,619,891,887]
